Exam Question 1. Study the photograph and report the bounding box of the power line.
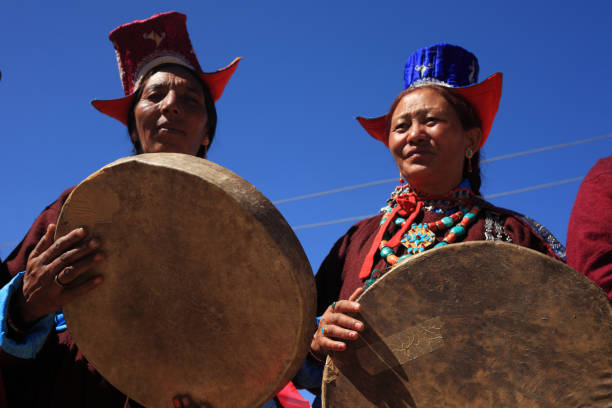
[273,134,611,204]
[292,176,584,230]
[0,177,589,243]
[483,177,583,199]
[273,178,397,204]
[481,134,612,163]
[293,214,377,230]
[2,134,607,244]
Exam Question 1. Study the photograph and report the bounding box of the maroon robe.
[1,187,140,407]
[3,187,75,285]
[315,201,565,315]
[566,155,612,299]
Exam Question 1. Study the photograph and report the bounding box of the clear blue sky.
[3,0,610,267]
[1,0,611,403]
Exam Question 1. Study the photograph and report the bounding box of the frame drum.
[323,241,612,407]
[56,153,316,408]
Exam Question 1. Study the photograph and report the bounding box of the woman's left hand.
[310,287,364,359]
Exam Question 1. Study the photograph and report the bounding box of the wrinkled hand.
[310,287,364,359]
[12,224,104,326]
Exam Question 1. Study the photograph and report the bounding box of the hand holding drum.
[12,224,104,328]
[311,287,365,357]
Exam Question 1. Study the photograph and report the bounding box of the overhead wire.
[273,134,612,205]
[1,135,609,245]
[292,176,585,230]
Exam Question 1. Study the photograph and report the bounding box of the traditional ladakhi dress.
[314,183,566,316]
[0,187,310,408]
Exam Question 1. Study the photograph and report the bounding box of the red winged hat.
[92,11,240,125]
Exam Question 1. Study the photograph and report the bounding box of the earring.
[465,149,473,173]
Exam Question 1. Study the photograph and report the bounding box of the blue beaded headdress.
[404,44,479,89]
[357,43,502,148]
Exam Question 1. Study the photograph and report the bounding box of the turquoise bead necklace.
[377,205,481,267]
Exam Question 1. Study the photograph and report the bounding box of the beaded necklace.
[360,183,481,286]
[379,205,481,266]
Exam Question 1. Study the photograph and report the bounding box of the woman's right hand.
[11,224,104,327]
[310,287,365,359]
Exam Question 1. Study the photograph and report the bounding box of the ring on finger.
[321,326,327,337]
[54,271,68,289]
[331,301,336,313]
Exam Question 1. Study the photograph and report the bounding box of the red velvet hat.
[92,11,240,125]
[356,44,502,149]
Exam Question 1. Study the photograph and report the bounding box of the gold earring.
[465,149,473,173]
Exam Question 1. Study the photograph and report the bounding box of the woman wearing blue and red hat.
[308,44,566,371]
[0,11,308,408]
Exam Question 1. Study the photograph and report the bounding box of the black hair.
[127,64,217,158]
[386,84,483,195]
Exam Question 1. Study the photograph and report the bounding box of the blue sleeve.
[0,272,55,359]
[293,357,324,390]
[293,316,324,390]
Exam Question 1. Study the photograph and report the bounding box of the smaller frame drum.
[55,154,316,408]
[322,241,612,407]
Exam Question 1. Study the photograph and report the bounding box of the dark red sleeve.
[314,229,352,316]
[3,187,75,284]
[314,216,382,314]
[503,216,564,260]
[566,156,612,298]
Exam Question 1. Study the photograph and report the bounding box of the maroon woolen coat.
[566,155,612,299]
[1,187,142,407]
[315,202,565,315]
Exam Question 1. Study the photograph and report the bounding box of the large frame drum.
[56,154,316,408]
[323,241,612,407]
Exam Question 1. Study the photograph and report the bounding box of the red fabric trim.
[356,115,388,146]
[358,205,400,279]
[91,95,135,126]
[387,197,423,248]
[276,381,311,408]
[200,57,241,102]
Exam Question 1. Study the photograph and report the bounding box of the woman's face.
[388,88,480,195]
[132,65,209,156]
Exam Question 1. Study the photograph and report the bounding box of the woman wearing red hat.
[0,11,308,408]
[307,44,566,390]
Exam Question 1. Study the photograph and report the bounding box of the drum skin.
[55,153,316,408]
[322,241,612,408]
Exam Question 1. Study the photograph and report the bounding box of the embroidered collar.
[383,180,477,212]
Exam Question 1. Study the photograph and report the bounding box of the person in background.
[566,155,612,298]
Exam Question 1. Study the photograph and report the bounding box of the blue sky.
[2,0,610,269]
[1,0,611,403]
